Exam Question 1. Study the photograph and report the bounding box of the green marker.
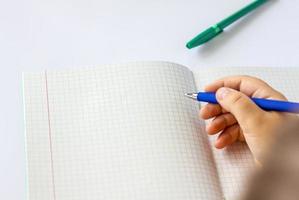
[186,0,267,49]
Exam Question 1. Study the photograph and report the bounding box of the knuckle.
[252,77,264,83]
[240,75,252,79]
[273,89,288,100]
[221,115,228,127]
[240,75,257,81]
[242,75,262,82]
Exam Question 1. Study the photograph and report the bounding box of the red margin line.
[45,71,57,200]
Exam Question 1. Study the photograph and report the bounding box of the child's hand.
[200,75,299,162]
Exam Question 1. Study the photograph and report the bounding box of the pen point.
[184,93,198,100]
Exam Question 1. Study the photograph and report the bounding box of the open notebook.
[23,62,299,200]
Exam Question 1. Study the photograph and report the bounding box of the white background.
[1,0,299,199]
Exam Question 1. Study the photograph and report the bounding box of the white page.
[193,67,299,200]
[23,73,56,200]
[23,62,223,200]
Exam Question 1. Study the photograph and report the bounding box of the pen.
[185,92,299,114]
[186,0,267,49]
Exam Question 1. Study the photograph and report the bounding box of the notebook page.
[23,73,55,200]
[23,62,222,200]
[193,67,299,200]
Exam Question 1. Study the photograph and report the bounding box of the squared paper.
[23,73,55,200]
[23,62,222,200]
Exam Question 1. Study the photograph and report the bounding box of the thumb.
[216,87,265,131]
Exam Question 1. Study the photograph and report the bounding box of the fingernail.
[216,87,231,100]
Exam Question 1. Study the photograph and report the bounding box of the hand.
[200,75,299,162]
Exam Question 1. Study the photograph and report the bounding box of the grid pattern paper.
[23,62,223,200]
[193,67,299,200]
[23,73,55,200]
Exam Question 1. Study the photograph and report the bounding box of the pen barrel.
[252,98,299,113]
[196,92,299,114]
[197,92,218,104]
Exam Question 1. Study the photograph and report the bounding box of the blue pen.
[185,92,299,114]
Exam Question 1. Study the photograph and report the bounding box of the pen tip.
[184,93,197,100]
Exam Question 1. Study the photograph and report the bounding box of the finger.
[216,87,265,132]
[206,113,237,135]
[204,75,287,101]
[200,103,223,119]
[215,124,241,149]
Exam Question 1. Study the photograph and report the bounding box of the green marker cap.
[186,25,223,49]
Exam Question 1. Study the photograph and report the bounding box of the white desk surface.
[1,0,299,199]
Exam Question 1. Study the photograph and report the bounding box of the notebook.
[23,61,299,200]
